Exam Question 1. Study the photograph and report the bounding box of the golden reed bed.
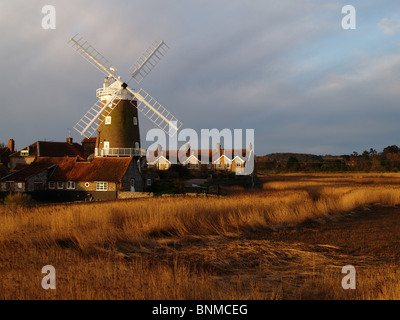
[1,173,400,299]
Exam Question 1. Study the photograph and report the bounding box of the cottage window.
[236,162,242,167]
[226,163,230,168]
[105,116,111,125]
[49,181,55,189]
[218,163,222,168]
[187,163,191,169]
[57,182,63,189]
[133,117,138,125]
[67,181,75,190]
[96,182,108,191]
[195,163,199,168]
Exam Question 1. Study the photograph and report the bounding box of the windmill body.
[95,78,141,157]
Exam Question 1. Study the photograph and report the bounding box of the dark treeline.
[256,145,400,173]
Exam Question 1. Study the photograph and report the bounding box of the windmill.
[68,34,182,157]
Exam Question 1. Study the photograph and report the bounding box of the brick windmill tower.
[68,34,182,157]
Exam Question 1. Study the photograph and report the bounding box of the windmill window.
[105,116,111,125]
[133,117,138,125]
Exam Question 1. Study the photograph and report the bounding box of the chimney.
[8,139,15,153]
[216,142,221,152]
[67,137,73,144]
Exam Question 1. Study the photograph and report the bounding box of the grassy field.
[2,172,400,299]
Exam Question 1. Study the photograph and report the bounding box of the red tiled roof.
[0,147,10,162]
[81,137,97,144]
[0,163,8,178]
[1,156,135,183]
[49,157,133,182]
[10,141,84,158]
[1,158,58,182]
[12,163,30,171]
[0,147,9,156]
[38,141,83,157]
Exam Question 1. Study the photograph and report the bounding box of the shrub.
[3,193,35,206]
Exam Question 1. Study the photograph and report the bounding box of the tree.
[362,150,370,160]
[286,156,300,171]
[383,145,400,154]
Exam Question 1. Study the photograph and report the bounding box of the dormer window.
[20,149,29,156]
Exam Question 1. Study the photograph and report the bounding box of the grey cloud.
[0,1,399,156]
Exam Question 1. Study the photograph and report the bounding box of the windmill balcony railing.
[96,87,120,98]
[95,148,147,157]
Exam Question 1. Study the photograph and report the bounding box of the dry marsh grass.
[2,173,400,299]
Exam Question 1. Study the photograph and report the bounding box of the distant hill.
[256,153,323,162]
[255,146,400,173]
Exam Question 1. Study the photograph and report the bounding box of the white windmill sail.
[68,34,119,80]
[73,89,122,137]
[128,88,182,137]
[129,39,169,84]
[68,34,182,138]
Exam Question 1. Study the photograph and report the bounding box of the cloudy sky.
[1,0,400,156]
